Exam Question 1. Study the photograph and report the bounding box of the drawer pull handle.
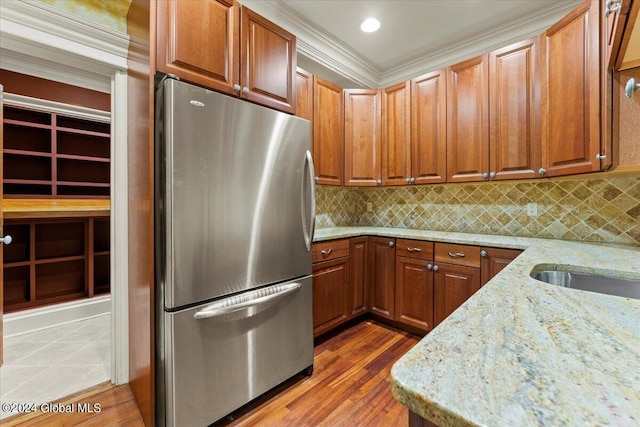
[320,249,332,256]
[448,252,466,258]
[406,247,422,253]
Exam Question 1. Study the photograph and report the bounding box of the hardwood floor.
[222,320,419,426]
[2,320,419,426]
[1,381,144,427]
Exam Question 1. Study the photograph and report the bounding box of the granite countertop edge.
[313,226,640,426]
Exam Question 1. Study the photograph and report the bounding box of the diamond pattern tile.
[316,176,640,244]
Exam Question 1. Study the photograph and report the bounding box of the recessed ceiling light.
[360,17,380,33]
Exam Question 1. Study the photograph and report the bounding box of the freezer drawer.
[162,276,314,427]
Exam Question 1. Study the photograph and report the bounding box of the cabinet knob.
[538,168,546,176]
[605,0,621,17]
[432,265,439,272]
[0,235,12,245]
[480,250,487,257]
[388,241,395,248]
[596,154,607,161]
[314,176,320,182]
[482,172,489,179]
[625,78,640,98]
[489,171,496,179]
[233,84,241,93]
[242,86,250,95]
[377,179,382,186]
[405,178,411,183]
[410,177,415,184]
[427,264,433,270]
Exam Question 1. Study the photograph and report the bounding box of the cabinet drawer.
[435,243,480,268]
[312,239,350,263]
[396,239,434,260]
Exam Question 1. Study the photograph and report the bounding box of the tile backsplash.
[316,177,640,245]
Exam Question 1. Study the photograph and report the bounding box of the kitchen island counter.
[314,227,640,426]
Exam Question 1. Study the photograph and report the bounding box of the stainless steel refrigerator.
[155,77,315,427]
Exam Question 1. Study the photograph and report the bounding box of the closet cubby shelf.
[3,105,111,198]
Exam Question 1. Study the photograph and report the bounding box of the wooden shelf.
[3,198,110,219]
[3,105,111,198]
[2,217,110,312]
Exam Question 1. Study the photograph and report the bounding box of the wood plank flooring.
[1,320,418,426]
[221,320,419,427]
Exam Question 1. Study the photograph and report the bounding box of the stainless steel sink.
[531,270,640,300]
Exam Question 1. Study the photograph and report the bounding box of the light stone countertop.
[314,227,640,426]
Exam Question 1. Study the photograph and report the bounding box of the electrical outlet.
[366,202,373,212]
[526,203,538,217]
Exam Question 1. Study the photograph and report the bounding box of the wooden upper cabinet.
[344,89,381,186]
[381,82,411,185]
[156,0,239,95]
[313,77,344,186]
[240,7,296,113]
[156,1,296,113]
[604,0,633,69]
[411,70,447,184]
[542,0,601,177]
[446,55,489,182]
[489,38,542,180]
[295,68,313,120]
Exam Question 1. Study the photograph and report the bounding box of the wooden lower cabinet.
[480,247,522,286]
[349,237,370,317]
[312,256,350,337]
[395,256,434,332]
[370,237,396,320]
[433,262,481,326]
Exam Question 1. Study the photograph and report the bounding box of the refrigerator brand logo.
[190,100,205,107]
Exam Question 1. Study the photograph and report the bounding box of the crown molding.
[242,0,582,89]
[377,0,583,87]
[3,93,111,122]
[239,0,380,88]
[0,0,129,92]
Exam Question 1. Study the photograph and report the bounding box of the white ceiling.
[241,0,584,88]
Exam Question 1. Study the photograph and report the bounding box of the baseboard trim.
[3,296,111,338]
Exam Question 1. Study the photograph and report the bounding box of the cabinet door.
[480,247,522,286]
[349,237,370,318]
[295,68,313,120]
[370,237,396,320]
[313,77,344,186]
[434,263,480,326]
[381,81,411,186]
[411,70,447,184]
[312,257,350,337]
[344,89,381,186]
[156,0,239,96]
[489,38,541,181]
[446,55,489,182]
[395,257,434,333]
[240,6,296,114]
[542,0,601,177]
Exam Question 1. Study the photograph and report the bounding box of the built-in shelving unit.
[3,105,110,198]
[3,217,110,313]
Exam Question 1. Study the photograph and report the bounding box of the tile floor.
[0,314,111,419]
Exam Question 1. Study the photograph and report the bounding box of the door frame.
[0,1,130,384]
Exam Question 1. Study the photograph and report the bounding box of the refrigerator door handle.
[193,283,302,319]
[303,150,316,251]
